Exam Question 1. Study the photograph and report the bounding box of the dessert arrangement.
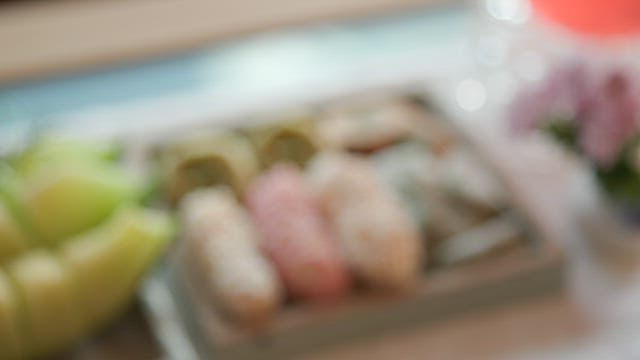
[0,90,562,359]
[0,140,173,359]
[143,91,559,358]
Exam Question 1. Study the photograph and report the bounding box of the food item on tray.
[246,164,350,301]
[0,200,30,263]
[408,103,457,155]
[373,141,438,231]
[60,205,172,330]
[308,152,422,289]
[161,131,259,204]
[7,250,84,358]
[317,95,457,154]
[180,188,282,322]
[0,269,23,359]
[375,142,505,232]
[317,97,417,153]
[432,213,524,266]
[246,118,318,168]
[374,141,485,256]
[374,135,510,266]
[436,148,505,212]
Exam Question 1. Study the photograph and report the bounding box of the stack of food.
[0,139,173,359]
[157,94,526,327]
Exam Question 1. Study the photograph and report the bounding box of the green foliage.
[543,117,640,201]
[543,117,579,151]
[595,137,640,201]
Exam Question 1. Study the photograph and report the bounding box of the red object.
[532,0,640,37]
[246,164,350,301]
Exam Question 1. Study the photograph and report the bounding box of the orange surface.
[532,0,640,37]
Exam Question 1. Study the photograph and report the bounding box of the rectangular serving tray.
[138,83,567,360]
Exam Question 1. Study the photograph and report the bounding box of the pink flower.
[509,87,551,134]
[510,61,640,168]
[510,61,593,134]
[580,70,640,167]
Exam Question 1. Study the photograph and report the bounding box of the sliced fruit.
[0,164,38,249]
[60,206,172,329]
[7,250,85,358]
[24,164,142,245]
[0,201,30,264]
[0,268,25,359]
[0,164,26,222]
[14,137,118,176]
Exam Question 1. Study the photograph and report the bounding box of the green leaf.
[595,136,640,201]
[543,117,579,151]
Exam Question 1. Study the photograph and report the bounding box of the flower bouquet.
[511,61,640,218]
[510,61,640,322]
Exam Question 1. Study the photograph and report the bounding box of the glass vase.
[568,169,640,326]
